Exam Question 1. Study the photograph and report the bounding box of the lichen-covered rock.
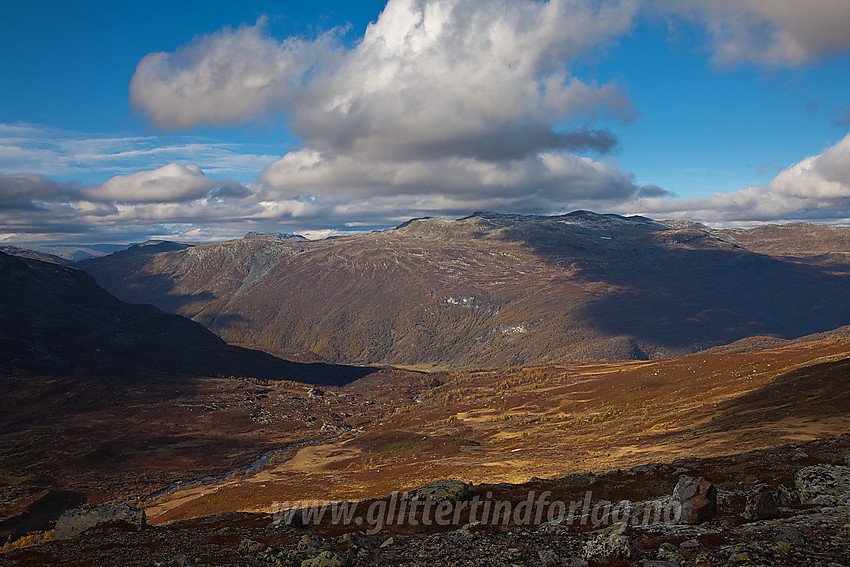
[301,550,347,567]
[53,504,145,540]
[538,548,560,567]
[582,522,635,561]
[238,538,268,554]
[406,479,473,502]
[336,531,378,551]
[727,540,791,566]
[298,534,331,552]
[672,475,717,524]
[452,522,480,537]
[777,484,800,506]
[743,483,781,521]
[629,462,668,474]
[795,464,850,503]
[656,542,685,564]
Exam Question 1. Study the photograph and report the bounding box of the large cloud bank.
[3,0,850,243]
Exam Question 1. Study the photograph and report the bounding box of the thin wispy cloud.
[0,123,279,181]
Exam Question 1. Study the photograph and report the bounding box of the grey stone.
[743,483,781,521]
[672,475,717,524]
[301,551,348,567]
[812,495,839,506]
[656,542,685,564]
[298,534,331,552]
[53,504,146,540]
[238,538,268,554]
[538,548,559,566]
[336,531,378,550]
[774,527,804,545]
[777,484,800,506]
[630,463,667,474]
[795,464,850,503]
[407,479,473,502]
[582,523,635,561]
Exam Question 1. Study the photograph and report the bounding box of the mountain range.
[75,211,850,367]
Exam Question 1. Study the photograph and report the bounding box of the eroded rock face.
[743,483,781,521]
[53,504,145,540]
[672,475,717,524]
[406,480,473,502]
[795,464,850,503]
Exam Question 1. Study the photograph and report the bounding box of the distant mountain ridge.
[243,232,307,241]
[35,243,130,262]
[76,212,850,367]
[0,245,70,265]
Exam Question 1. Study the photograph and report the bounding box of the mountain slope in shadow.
[0,251,373,385]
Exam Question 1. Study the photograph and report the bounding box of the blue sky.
[1,0,850,245]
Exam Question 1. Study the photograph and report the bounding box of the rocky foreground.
[2,435,850,566]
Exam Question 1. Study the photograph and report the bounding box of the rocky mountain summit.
[244,232,308,242]
[77,211,850,367]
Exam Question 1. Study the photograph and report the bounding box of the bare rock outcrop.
[672,475,717,524]
[53,504,145,540]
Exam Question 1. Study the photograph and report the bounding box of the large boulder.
[53,504,146,540]
[406,480,473,502]
[672,475,717,524]
[743,483,781,521]
[795,464,850,503]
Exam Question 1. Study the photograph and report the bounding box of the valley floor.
[1,338,849,564]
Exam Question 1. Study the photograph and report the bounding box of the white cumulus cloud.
[129,19,337,130]
[624,133,850,223]
[128,0,649,218]
[130,0,639,160]
[83,163,245,203]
